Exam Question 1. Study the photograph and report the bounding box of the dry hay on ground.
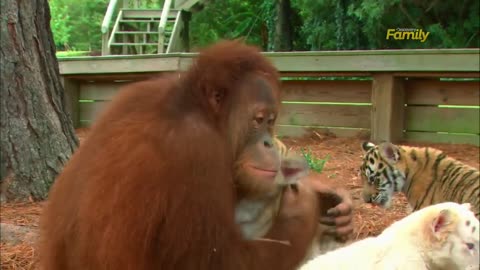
[1,128,478,269]
[281,133,479,240]
[0,242,36,270]
[1,203,42,270]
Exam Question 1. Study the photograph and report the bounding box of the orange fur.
[39,41,319,270]
[361,142,479,218]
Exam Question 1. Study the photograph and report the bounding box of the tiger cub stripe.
[360,141,479,218]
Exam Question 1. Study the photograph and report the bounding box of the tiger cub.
[299,202,479,270]
[360,141,479,218]
[235,138,347,264]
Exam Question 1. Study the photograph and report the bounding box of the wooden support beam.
[101,33,110,56]
[61,78,80,128]
[371,74,405,143]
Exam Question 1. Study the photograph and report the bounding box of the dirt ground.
[1,128,479,269]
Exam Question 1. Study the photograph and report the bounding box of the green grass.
[300,148,330,173]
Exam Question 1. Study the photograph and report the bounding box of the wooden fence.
[58,49,480,146]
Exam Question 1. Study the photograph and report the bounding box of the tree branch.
[399,1,420,28]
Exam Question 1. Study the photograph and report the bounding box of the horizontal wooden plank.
[404,131,480,146]
[58,49,479,75]
[59,57,181,75]
[71,122,480,147]
[405,79,480,105]
[266,52,480,73]
[276,125,370,139]
[278,104,371,128]
[393,72,480,78]
[80,82,127,100]
[181,51,479,73]
[405,106,480,134]
[79,101,110,122]
[280,72,372,77]
[121,9,179,19]
[63,72,164,82]
[63,71,480,82]
[280,80,371,103]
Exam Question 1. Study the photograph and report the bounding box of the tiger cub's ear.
[461,203,472,210]
[361,141,376,152]
[430,209,454,240]
[378,142,401,164]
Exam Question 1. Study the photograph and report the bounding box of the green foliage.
[129,0,163,8]
[48,0,479,52]
[300,148,329,173]
[49,0,72,46]
[295,0,479,50]
[190,0,274,49]
[49,0,109,51]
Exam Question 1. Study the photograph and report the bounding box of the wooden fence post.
[61,77,80,128]
[101,33,110,56]
[371,74,405,143]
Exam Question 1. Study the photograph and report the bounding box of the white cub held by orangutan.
[299,202,479,270]
[235,139,347,264]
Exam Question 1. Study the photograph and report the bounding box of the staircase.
[107,9,180,55]
[101,0,208,55]
[101,0,199,56]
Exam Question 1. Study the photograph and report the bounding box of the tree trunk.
[273,0,294,51]
[0,0,78,202]
[335,0,346,50]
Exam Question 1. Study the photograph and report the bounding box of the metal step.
[119,20,175,25]
[107,8,181,55]
[117,23,174,31]
[118,19,176,25]
[115,31,172,36]
[110,42,163,46]
[115,31,158,34]
[120,19,159,23]
[121,9,179,20]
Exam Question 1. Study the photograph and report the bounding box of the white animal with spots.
[299,201,479,270]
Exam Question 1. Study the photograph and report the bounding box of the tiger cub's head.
[359,141,407,209]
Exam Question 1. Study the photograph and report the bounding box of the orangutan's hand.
[306,176,354,239]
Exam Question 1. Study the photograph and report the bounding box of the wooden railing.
[100,0,119,55]
[58,49,480,146]
[101,0,207,55]
[166,10,184,53]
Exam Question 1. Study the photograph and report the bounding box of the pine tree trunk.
[273,0,293,51]
[0,0,78,202]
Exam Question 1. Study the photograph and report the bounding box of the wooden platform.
[58,49,480,146]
